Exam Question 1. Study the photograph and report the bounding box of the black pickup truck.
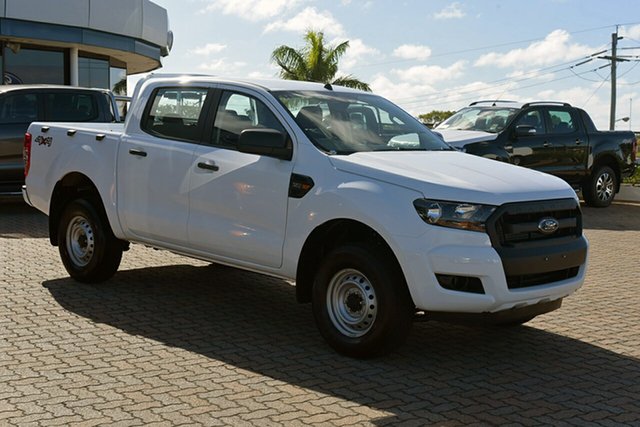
[0,85,120,197]
[435,101,637,207]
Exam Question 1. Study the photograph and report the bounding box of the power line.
[397,66,608,110]
[390,49,609,105]
[350,23,640,71]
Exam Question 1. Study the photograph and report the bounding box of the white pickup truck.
[23,74,588,357]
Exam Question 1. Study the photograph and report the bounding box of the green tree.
[418,110,456,127]
[271,30,371,92]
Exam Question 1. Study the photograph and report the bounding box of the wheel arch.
[295,218,405,304]
[49,173,110,246]
[591,153,621,192]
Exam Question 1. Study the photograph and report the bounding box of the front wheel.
[312,245,414,358]
[58,199,123,283]
[582,165,617,207]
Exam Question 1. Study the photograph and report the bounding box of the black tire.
[58,198,123,283]
[312,244,414,358]
[582,165,617,207]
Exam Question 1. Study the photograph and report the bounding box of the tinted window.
[142,87,209,142]
[548,109,576,134]
[0,93,38,123]
[46,93,99,121]
[212,91,286,149]
[515,110,545,134]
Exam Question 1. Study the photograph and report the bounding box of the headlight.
[413,199,496,232]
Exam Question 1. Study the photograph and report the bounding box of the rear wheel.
[583,165,616,207]
[312,244,414,358]
[58,199,123,283]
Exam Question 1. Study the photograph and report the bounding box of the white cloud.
[335,38,381,70]
[189,43,227,56]
[200,0,302,21]
[434,2,465,20]
[393,44,432,61]
[620,24,640,40]
[198,58,247,75]
[264,7,345,36]
[390,60,467,85]
[474,29,594,68]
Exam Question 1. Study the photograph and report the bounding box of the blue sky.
[144,0,640,130]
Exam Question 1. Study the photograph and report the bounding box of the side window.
[212,91,286,149]
[515,109,545,134]
[142,87,209,142]
[548,109,576,134]
[46,93,99,122]
[0,93,38,124]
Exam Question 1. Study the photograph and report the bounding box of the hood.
[436,129,498,148]
[329,151,575,206]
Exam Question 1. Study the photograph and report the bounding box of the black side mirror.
[238,128,292,160]
[515,125,536,137]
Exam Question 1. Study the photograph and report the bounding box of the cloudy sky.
[144,0,640,130]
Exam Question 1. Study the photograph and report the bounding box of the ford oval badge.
[538,217,559,234]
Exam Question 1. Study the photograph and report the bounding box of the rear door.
[542,107,588,184]
[187,87,294,268]
[117,86,212,246]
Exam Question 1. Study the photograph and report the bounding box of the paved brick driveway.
[1,201,639,426]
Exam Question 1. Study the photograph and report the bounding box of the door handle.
[575,139,582,145]
[197,161,219,172]
[128,149,147,157]
[543,142,552,148]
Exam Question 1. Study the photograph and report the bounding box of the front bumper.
[393,226,587,315]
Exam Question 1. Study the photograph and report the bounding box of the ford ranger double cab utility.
[435,101,637,207]
[0,85,121,197]
[23,75,588,357]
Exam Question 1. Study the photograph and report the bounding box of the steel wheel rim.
[595,172,614,202]
[66,215,95,267]
[326,268,377,338]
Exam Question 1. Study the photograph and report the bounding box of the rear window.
[46,93,99,121]
[0,93,38,124]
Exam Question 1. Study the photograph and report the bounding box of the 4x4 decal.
[35,136,52,147]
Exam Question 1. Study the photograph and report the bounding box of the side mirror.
[515,125,536,137]
[238,128,292,161]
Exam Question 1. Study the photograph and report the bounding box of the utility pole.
[610,30,621,130]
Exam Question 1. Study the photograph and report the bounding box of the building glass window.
[79,57,109,89]
[4,47,64,84]
[110,66,128,119]
[110,67,127,95]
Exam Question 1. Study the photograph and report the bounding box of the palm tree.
[271,30,371,92]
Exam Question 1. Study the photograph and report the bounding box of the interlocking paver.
[1,201,640,425]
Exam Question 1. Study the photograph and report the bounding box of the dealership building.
[0,0,171,93]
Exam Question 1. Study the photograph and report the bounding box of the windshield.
[274,90,452,154]
[436,107,519,133]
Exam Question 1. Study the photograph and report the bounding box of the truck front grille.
[490,199,582,247]
[486,198,587,288]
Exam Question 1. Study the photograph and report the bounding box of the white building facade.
[0,0,172,93]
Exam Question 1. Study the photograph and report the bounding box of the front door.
[508,108,559,174]
[188,88,294,268]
